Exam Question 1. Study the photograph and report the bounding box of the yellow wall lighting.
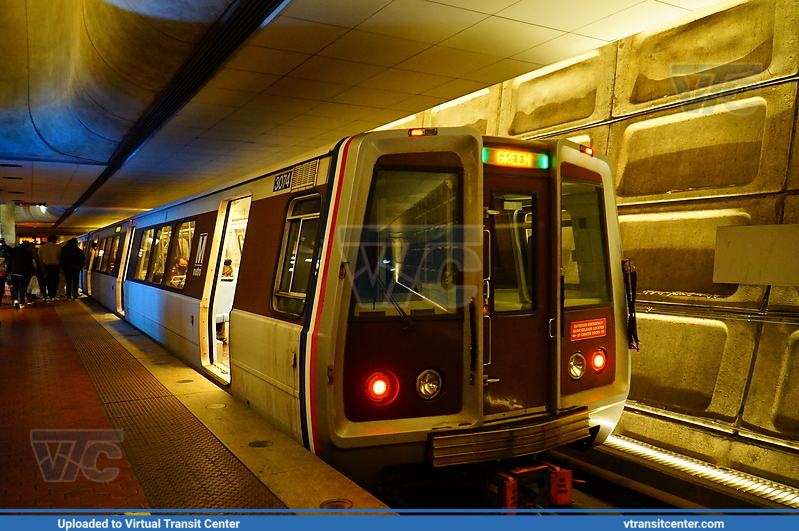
[483,147,548,169]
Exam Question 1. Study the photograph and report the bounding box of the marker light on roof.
[579,145,594,157]
[408,128,438,137]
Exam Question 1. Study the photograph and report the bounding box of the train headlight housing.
[568,352,586,380]
[416,369,442,399]
[366,371,399,405]
[591,348,607,373]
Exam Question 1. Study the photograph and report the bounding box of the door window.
[491,190,537,313]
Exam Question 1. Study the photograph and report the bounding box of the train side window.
[134,229,154,280]
[561,180,610,307]
[166,221,195,289]
[107,235,120,274]
[273,195,322,317]
[96,238,109,272]
[147,224,173,284]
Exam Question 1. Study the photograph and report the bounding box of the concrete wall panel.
[497,45,615,138]
[630,314,756,422]
[619,410,799,488]
[425,85,502,135]
[619,197,778,307]
[786,110,799,191]
[741,324,799,441]
[610,84,795,204]
[614,0,799,117]
[769,195,799,311]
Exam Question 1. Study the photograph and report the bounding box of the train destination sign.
[482,147,549,169]
[570,318,607,341]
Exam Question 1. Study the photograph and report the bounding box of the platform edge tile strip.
[54,302,289,510]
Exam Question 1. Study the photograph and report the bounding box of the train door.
[85,237,99,296]
[115,228,134,315]
[482,148,553,418]
[208,196,251,379]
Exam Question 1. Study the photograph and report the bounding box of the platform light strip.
[607,435,799,508]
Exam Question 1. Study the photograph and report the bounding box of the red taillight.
[365,371,399,405]
[591,349,607,373]
[579,144,594,156]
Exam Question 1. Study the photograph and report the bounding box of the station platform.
[0,297,390,512]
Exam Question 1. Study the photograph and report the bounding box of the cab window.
[561,180,610,307]
[273,195,321,316]
[351,168,462,318]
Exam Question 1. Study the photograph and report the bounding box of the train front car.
[307,128,629,487]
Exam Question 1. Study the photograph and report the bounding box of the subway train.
[81,126,632,488]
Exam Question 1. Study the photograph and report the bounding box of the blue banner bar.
[1,514,798,531]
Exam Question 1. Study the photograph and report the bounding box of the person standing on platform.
[61,238,84,301]
[39,235,61,301]
[8,242,35,308]
[0,237,10,291]
[27,242,46,304]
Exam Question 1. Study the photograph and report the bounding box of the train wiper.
[376,275,415,332]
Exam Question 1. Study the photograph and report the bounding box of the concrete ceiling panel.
[4,0,232,168]
[249,15,350,55]
[0,1,86,162]
[82,0,195,90]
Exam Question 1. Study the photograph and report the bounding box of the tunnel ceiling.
[0,0,726,235]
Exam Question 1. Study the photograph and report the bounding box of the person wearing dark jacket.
[61,238,84,301]
[8,242,35,308]
[0,237,10,290]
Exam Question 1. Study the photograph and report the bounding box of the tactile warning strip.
[55,302,288,510]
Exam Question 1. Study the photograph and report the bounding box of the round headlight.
[416,369,442,399]
[568,352,586,380]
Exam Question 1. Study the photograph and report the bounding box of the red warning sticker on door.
[570,318,607,341]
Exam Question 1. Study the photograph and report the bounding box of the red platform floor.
[0,296,388,513]
[0,300,147,510]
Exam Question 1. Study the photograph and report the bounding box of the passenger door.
[208,196,251,378]
[482,170,553,418]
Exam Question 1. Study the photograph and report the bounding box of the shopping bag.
[2,283,12,305]
[28,275,41,296]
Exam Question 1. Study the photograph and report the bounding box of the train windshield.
[561,180,610,307]
[351,168,463,318]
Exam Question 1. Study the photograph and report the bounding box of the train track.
[375,435,799,510]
